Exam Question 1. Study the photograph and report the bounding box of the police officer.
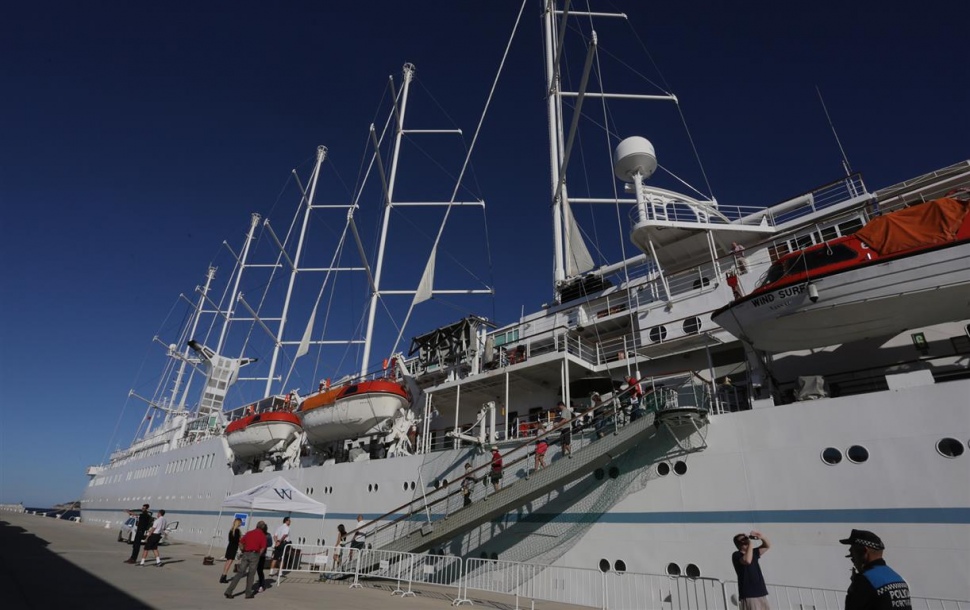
[840,529,911,610]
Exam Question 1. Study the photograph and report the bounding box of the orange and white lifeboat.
[297,379,409,445]
[225,411,303,460]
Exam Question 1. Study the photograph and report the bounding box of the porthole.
[368,484,373,492]
[685,564,701,578]
[936,438,964,458]
[441,479,448,487]
[403,482,409,491]
[649,325,667,344]
[673,461,687,475]
[594,468,605,480]
[614,559,627,573]
[682,317,701,335]
[598,558,611,573]
[490,552,498,560]
[410,481,416,491]
[374,483,379,492]
[846,445,869,464]
[433,480,441,490]
[657,462,670,477]
[821,447,843,465]
[608,466,620,479]
[666,563,681,576]
[480,552,488,559]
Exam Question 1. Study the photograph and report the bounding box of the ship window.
[821,447,843,465]
[410,481,416,491]
[936,438,964,458]
[403,482,408,491]
[683,317,701,335]
[846,445,869,464]
[685,564,701,578]
[614,559,627,573]
[838,217,864,235]
[598,558,611,573]
[368,484,373,492]
[608,467,619,479]
[673,461,687,475]
[374,483,379,492]
[594,468,605,480]
[649,325,667,344]
[657,463,670,476]
[666,563,681,576]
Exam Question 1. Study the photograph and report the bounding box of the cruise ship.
[82,1,970,604]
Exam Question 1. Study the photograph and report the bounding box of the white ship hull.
[81,377,970,600]
[715,242,970,352]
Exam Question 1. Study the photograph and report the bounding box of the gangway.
[374,404,708,556]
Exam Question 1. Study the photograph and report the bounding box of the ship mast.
[360,64,415,378]
[172,265,216,410]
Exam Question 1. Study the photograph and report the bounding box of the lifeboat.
[297,379,410,445]
[225,411,303,460]
[712,196,970,352]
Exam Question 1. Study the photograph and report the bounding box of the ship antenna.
[816,85,853,177]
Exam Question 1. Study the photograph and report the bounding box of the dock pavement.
[2,512,589,610]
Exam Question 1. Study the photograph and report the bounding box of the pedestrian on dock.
[489,446,503,491]
[269,516,290,576]
[461,463,476,507]
[732,530,771,609]
[349,514,368,563]
[252,521,272,595]
[334,523,348,568]
[224,521,268,599]
[139,509,167,567]
[219,518,242,583]
[124,504,152,564]
[840,529,911,610]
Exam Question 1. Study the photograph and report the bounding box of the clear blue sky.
[2,1,967,506]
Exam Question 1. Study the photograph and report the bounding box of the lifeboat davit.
[712,196,970,352]
[297,379,410,445]
[225,411,303,460]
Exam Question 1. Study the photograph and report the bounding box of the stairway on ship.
[374,406,709,556]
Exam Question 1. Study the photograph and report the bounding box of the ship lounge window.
[821,447,843,465]
[936,438,964,458]
[683,317,701,335]
[846,445,869,464]
[649,325,667,344]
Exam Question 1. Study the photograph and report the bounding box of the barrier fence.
[278,543,969,610]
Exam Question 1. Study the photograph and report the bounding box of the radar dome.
[613,136,657,182]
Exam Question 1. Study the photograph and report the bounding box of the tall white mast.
[217,213,261,354]
[264,145,328,396]
[173,265,216,410]
[544,1,567,293]
[360,64,415,377]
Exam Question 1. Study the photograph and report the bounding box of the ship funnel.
[613,136,657,182]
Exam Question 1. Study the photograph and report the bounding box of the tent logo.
[274,488,293,500]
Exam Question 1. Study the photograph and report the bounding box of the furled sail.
[563,199,595,276]
[413,247,436,305]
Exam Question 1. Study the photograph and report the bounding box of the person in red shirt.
[489,446,503,491]
[224,521,268,599]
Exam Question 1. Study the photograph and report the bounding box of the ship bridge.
[366,398,709,557]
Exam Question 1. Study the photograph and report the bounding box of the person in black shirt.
[125,504,152,564]
[732,530,771,609]
[840,529,911,610]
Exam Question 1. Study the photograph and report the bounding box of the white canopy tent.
[221,476,327,516]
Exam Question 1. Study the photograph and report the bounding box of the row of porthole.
[821,438,968,465]
[597,559,702,578]
[657,461,688,476]
[649,317,703,344]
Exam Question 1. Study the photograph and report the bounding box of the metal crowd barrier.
[276,544,969,610]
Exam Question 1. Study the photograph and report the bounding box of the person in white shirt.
[269,516,291,575]
[139,509,167,566]
[349,514,368,562]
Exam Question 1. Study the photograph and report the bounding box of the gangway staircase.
[374,405,708,556]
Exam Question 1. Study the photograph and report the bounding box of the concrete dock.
[2,512,587,610]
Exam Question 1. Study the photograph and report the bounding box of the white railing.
[276,545,968,610]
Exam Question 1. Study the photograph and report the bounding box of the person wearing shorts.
[489,446,503,491]
[139,509,167,567]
